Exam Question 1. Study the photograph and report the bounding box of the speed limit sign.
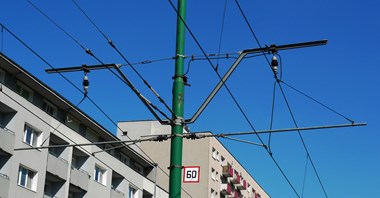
[183,166,200,183]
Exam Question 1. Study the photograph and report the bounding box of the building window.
[104,144,115,155]
[211,168,216,181]
[23,124,41,147]
[18,166,37,191]
[42,100,57,117]
[129,186,137,198]
[16,82,33,101]
[212,147,217,160]
[216,171,219,181]
[120,153,130,165]
[94,165,106,185]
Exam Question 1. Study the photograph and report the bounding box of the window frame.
[17,165,37,191]
[23,124,41,147]
[94,164,107,185]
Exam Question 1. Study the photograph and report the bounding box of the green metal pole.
[169,0,186,197]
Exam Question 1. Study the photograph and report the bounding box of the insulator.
[83,75,89,94]
[271,55,278,74]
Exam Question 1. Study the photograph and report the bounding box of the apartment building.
[0,53,168,198]
[117,120,270,198]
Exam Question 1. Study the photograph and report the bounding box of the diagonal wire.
[167,1,300,196]
[71,0,175,116]
[234,0,273,73]
[301,154,310,198]
[27,0,86,51]
[221,136,265,147]
[215,0,228,72]
[277,82,329,197]
[279,80,354,123]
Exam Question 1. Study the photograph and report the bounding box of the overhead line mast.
[169,0,187,197]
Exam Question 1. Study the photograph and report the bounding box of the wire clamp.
[175,54,186,59]
[185,133,197,140]
[173,117,185,126]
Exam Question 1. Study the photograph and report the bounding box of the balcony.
[236,179,247,190]
[222,164,234,177]
[111,187,125,198]
[47,152,69,180]
[0,127,15,155]
[70,166,90,191]
[0,173,10,198]
[220,183,232,195]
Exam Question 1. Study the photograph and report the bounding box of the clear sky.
[1,1,379,197]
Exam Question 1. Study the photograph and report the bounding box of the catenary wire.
[234,0,330,196]
[167,1,301,196]
[21,0,171,163]
[71,0,175,117]
[27,0,172,121]
[234,0,273,72]
[0,21,164,188]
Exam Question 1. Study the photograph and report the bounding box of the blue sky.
[1,1,379,197]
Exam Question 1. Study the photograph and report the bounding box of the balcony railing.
[70,166,90,191]
[47,152,69,180]
[0,126,15,155]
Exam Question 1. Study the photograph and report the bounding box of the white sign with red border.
[183,166,200,183]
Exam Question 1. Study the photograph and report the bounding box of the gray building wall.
[0,53,168,198]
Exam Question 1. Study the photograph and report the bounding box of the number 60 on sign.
[183,166,200,183]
